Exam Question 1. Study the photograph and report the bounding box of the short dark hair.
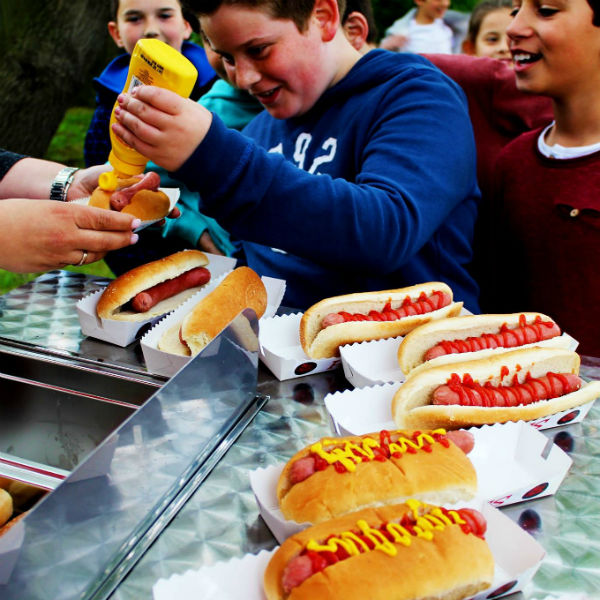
[465,0,512,44]
[188,0,347,32]
[342,0,378,43]
[110,0,200,32]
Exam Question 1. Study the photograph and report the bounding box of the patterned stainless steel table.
[110,360,600,600]
[0,272,598,599]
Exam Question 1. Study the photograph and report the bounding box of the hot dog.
[89,171,171,221]
[392,347,600,430]
[263,500,494,600]
[277,428,477,524]
[398,312,574,375]
[300,282,463,359]
[157,266,267,356]
[96,249,210,321]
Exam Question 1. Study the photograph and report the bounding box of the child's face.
[472,8,512,62]
[200,4,333,119]
[508,0,600,97]
[415,0,451,23]
[109,0,192,55]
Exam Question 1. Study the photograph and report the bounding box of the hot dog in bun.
[158,266,267,356]
[300,282,462,359]
[393,347,600,430]
[89,171,170,221]
[264,500,494,600]
[97,250,210,321]
[277,428,476,524]
[398,312,573,375]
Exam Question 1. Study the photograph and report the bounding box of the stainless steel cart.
[0,271,598,600]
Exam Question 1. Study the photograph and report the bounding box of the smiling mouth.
[512,52,542,67]
[255,88,278,100]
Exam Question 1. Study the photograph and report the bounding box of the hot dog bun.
[0,489,12,527]
[263,501,494,600]
[398,313,573,375]
[121,188,170,220]
[158,266,267,356]
[97,250,209,321]
[392,347,600,430]
[277,429,477,524]
[300,282,462,359]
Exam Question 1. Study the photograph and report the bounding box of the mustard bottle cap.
[98,171,119,191]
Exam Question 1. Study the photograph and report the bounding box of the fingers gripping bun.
[392,347,600,430]
[300,282,462,359]
[97,250,209,321]
[180,267,267,356]
[263,501,494,600]
[122,189,170,220]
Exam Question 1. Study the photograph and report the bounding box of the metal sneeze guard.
[0,306,267,600]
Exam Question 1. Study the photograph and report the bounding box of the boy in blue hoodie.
[111,0,481,312]
[84,0,217,168]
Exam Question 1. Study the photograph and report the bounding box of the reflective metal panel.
[0,309,265,600]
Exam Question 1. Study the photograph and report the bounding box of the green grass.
[44,106,94,168]
[0,107,115,295]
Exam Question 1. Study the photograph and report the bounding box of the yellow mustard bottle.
[99,38,198,190]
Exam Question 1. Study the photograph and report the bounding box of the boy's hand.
[112,86,213,172]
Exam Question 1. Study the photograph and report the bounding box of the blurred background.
[0,0,477,293]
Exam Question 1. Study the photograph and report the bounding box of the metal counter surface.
[111,360,600,600]
[0,271,164,382]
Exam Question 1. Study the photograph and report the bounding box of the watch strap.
[49,166,79,202]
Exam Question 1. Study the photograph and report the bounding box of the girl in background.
[461,0,512,62]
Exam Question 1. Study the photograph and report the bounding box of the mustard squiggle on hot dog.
[310,429,449,472]
[306,499,466,557]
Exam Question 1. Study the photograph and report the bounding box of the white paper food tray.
[340,332,580,389]
[325,382,596,434]
[77,253,236,346]
[249,420,571,532]
[72,187,180,232]
[258,313,341,380]
[152,500,544,600]
[141,275,286,377]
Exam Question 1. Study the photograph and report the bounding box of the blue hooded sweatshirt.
[174,49,480,311]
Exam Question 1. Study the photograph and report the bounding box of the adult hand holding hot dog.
[112,86,212,172]
[0,154,142,272]
[0,198,141,273]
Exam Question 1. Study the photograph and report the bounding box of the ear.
[461,38,476,55]
[342,11,369,51]
[108,21,124,48]
[182,19,193,41]
[312,0,340,42]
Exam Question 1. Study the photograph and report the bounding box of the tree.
[0,0,112,158]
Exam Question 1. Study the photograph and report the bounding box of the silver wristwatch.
[49,166,79,202]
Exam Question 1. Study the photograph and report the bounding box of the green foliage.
[44,106,94,168]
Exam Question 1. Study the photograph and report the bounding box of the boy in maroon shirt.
[488,0,600,356]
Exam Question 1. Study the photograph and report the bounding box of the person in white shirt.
[380,0,455,54]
